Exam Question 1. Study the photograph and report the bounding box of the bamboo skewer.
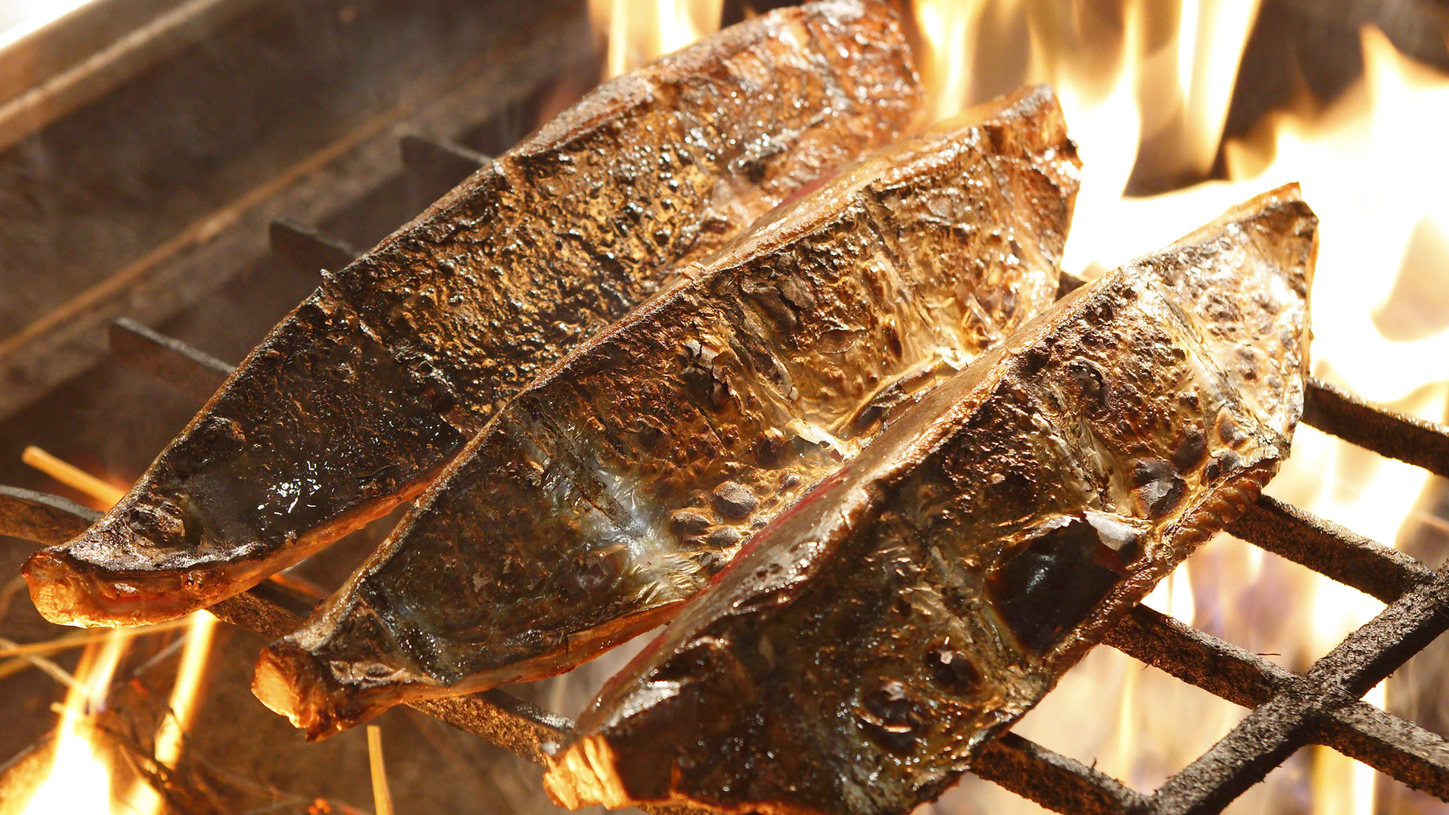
[367,725,395,815]
[21,445,126,507]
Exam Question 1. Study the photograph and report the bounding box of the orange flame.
[911,2,1449,813]
[589,0,725,78]
[18,630,131,814]
[21,446,126,510]
[153,612,218,769]
[18,450,218,814]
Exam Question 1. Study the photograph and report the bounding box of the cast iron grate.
[3,131,1448,815]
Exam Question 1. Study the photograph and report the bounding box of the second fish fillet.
[254,85,1081,738]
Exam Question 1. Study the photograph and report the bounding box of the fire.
[153,612,218,768]
[589,0,725,78]
[19,629,132,814]
[911,0,978,123]
[9,4,1449,812]
[16,449,218,815]
[908,1,1449,813]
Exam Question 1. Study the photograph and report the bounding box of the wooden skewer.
[368,725,396,815]
[21,446,126,508]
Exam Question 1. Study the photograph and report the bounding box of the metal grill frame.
[4,137,1449,815]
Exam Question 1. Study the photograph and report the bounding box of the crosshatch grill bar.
[1228,495,1430,604]
[107,318,232,404]
[1146,571,1449,814]
[1305,377,1449,481]
[267,218,359,276]
[399,133,491,188]
[1106,602,1449,804]
[972,733,1150,814]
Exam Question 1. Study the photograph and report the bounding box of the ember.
[1,1,1447,814]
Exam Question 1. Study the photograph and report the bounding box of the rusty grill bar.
[4,123,1448,813]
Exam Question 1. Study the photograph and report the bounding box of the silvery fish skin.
[542,186,1316,815]
[252,85,1081,738]
[24,0,922,627]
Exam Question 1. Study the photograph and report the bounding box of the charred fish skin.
[23,0,923,628]
[542,186,1316,815]
[253,85,1081,738]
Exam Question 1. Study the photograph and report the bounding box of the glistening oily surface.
[252,85,1081,738]
[542,186,1316,815]
[22,0,922,627]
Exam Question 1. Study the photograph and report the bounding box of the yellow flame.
[1174,0,1263,177]
[912,0,983,122]
[17,451,218,814]
[16,450,139,814]
[1143,562,1196,626]
[19,630,132,814]
[1217,48,1449,815]
[908,0,1261,275]
[1020,1,1262,274]
[368,725,396,815]
[590,0,725,78]
[1123,25,1449,815]
[913,4,1449,813]
[153,612,218,768]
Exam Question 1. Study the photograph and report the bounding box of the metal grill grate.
[3,128,1448,815]
[978,381,1449,812]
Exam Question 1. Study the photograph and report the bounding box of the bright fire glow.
[21,446,126,511]
[19,630,132,814]
[154,612,218,768]
[908,1,1449,813]
[589,0,725,78]
[0,0,95,52]
[17,451,218,814]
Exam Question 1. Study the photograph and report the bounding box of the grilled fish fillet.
[252,85,1081,738]
[542,185,1316,815]
[24,0,922,627]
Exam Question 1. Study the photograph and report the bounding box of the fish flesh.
[24,0,922,627]
[546,187,1315,814]
[542,185,1316,814]
[253,85,1079,737]
[27,0,920,628]
[252,84,1081,738]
